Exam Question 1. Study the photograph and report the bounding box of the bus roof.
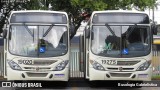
[9,10,68,24]
[92,10,148,15]
[91,10,149,24]
[10,10,68,15]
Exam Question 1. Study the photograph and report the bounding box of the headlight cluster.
[136,60,151,71]
[8,60,22,70]
[90,60,105,71]
[55,60,69,71]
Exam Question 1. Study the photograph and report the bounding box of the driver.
[39,39,46,47]
[39,39,53,50]
[105,35,120,50]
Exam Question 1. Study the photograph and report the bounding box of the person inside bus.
[105,35,120,50]
[39,39,46,47]
[125,27,148,51]
[39,38,53,50]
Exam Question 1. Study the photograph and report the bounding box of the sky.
[145,0,160,24]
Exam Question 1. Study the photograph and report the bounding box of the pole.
[152,5,155,22]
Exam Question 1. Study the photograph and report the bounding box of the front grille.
[107,67,134,71]
[26,73,48,77]
[122,68,134,70]
[24,67,51,71]
[110,73,132,77]
[117,61,140,66]
[33,60,57,65]
[107,68,118,70]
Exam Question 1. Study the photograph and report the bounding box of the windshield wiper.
[105,23,116,36]
[23,24,34,37]
[43,24,54,37]
[126,24,137,38]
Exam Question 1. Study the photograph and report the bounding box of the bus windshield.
[9,25,68,57]
[91,25,151,58]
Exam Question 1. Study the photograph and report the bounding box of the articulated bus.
[2,10,70,81]
[153,24,160,45]
[82,10,157,81]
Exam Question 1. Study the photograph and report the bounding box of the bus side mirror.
[70,27,75,36]
[69,23,75,36]
[85,29,90,38]
[85,29,94,40]
[152,25,157,35]
[2,29,7,39]
[91,32,94,40]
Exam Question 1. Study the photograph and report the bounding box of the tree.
[21,0,48,10]
[0,0,157,38]
[0,0,27,33]
[0,0,46,33]
[48,0,157,39]
[48,0,108,39]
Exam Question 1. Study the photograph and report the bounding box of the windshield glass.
[9,25,68,57]
[91,25,151,57]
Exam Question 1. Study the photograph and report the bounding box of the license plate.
[102,60,117,65]
[138,74,148,78]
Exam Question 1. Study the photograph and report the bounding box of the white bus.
[82,10,157,81]
[2,10,70,81]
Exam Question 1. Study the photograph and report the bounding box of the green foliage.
[48,0,157,38]
[71,0,107,11]
[22,0,48,10]
[152,75,160,80]
[132,0,157,10]
[0,0,157,37]
[104,0,157,11]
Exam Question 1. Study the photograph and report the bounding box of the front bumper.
[89,67,152,81]
[7,67,69,81]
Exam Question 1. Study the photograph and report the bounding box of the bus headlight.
[136,61,151,71]
[8,60,22,70]
[90,60,105,71]
[55,60,69,71]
